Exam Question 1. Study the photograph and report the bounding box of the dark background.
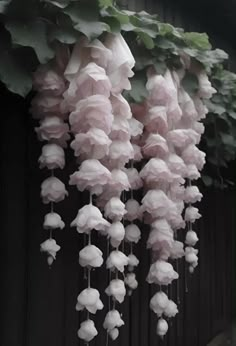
[0,1,235,345]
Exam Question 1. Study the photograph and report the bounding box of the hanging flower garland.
[31,46,70,266]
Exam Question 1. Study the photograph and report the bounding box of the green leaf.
[181,72,199,96]
[99,0,113,6]
[202,175,213,186]
[43,0,69,8]
[228,110,236,120]
[127,72,148,103]
[137,31,154,49]
[74,19,109,40]
[204,100,226,115]
[6,20,54,64]
[183,32,211,50]
[0,49,32,96]
[0,0,11,13]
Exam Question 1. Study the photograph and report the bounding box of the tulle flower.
[39,143,65,170]
[69,159,111,195]
[76,288,103,314]
[125,224,141,243]
[43,212,65,230]
[35,116,70,147]
[106,250,129,272]
[41,176,68,203]
[107,222,125,247]
[40,238,60,259]
[78,319,98,342]
[105,279,126,303]
[71,204,110,234]
[147,260,179,285]
[79,244,103,267]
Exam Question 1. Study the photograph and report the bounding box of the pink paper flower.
[142,134,169,158]
[33,64,66,96]
[170,241,185,259]
[144,106,168,134]
[185,206,201,222]
[107,221,125,247]
[141,190,172,218]
[182,145,206,171]
[107,140,134,167]
[166,129,200,149]
[35,116,70,147]
[76,288,103,314]
[30,93,67,119]
[71,128,111,160]
[69,159,111,195]
[110,93,132,119]
[39,143,65,169]
[106,250,129,272]
[87,39,112,69]
[184,185,203,203]
[140,158,173,184]
[110,116,131,141]
[104,197,127,221]
[41,176,68,203]
[132,143,143,162]
[167,154,186,176]
[185,164,200,180]
[128,117,144,138]
[125,167,143,190]
[105,279,126,303]
[147,219,174,254]
[147,260,179,285]
[78,320,98,342]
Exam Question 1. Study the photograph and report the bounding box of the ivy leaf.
[137,31,154,49]
[204,99,226,115]
[127,72,148,103]
[181,72,199,96]
[228,110,236,120]
[6,20,54,64]
[183,32,211,50]
[43,0,70,8]
[74,19,109,40]
[99,0,113,6]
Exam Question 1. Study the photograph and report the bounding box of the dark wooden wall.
[0,1,235,345]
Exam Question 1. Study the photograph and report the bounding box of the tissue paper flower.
[77,319,98,342]
[108,140,134,167]
[109,328,119,340]
[184,186,203,204]
[43,212,65,230]
[147,260,179,285]
[106,169,130,193]
[41,176,68,203]
[142,134,169,158]
[39,143,65,169]
[140,158,173,184]
[170,241,185,260]
[103,310,124,331]
[71,128,111,160]
[182,145,206,171]
[128,254,139,270]
[31,94,67,119]
[106,250,129,272]
[69,159,111,195]
[36,116,70,146]
[185,230,199,246]
[157,318,168,337]
[33,64,66,96]
[150,291,169,316]
[125,199,142,222]
[79,244,103,267]
[197,71,216,99]
[110,93,132,119]
[125,224,141,243]
[164,300,178,318]
[141,190,172,218]
[125,167,143,190]
[185,206,201,222]
[110,116,131,141]
[129,117,144,138]
[185,247,199,265]
[76,288,103,313]
[125,273,138,289]
[40,238,60,259]
[87,39,112,68]
[132,143,143,162]
[167,129,200,148]
[105,279,126,303]
[69,95,113,134]
[104,197,127,221]
[107,222,125,247]
[167,154,186,176]
[147,219,174,254]
[71,204,110,234]
[185,164,200,180]
[144,106,168,134]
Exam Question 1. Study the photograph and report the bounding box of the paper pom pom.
[40,238,60,259]
[104,197,127,221]
[182,145,206,171]
[141,190,172,218]
[184,186,203,204]
[71,128,111,160]
[69,95,113,134]
[33,64,66,96]
[107,221,125,247]
[41,177,68,204]
[140,158,173,184]
[39,144,65,169]
[76,288,103,314]
[164,300,178,318]
[170,241,185,259]
[128,254,139,270]
[105,279,126,303]
[125,273,138,289]
[106,250,129,272]
[103,310,124,331]
[35,116,70,147]
[79,245,103,267]
[69,159,111,195]
[185,206,201,223]
[157,318,168,337]
[147,260,179,285]
[144,106,168,135]
[125,168,143,190]
[150,291,169,316]
[110,116,131,141]
[142,133,169,158]
[125,224,141,243]
[78,319,98,342]
[109,328,119,340]
[43,212,65,230]
[71,204,110,234]
[185,230,199,246]
[125,199,142,222]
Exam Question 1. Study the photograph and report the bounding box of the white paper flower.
[105,279,126,303]
[108,140,134,167]
[167,154,186,176]
[109,328,119,340]
[164,300,178,318]
[69,159,111,195]
[104,197,127,221]
[107,222,125,247]
[184,186,203,204]
[185,230,199,246]
[43,212,65,230]
[40,238,60,259]
[182,144,206,171]
[71,204,110,234]
[147,219,174,255]
[125,224,141,243]
[185,206,201,222]
[125,168,143,190]
[147,260,179,285]
[128,117,144,138]
[170,241,185,260]
[79,245,103,267]
[185,164,200,180]
[77,319,98,342]
[106,250,129,272]
[128,254,139,270]
[157,318,168,337]
[125,199,142,222]
[103,310,124,331]
[125,273,138,290]
[141,190,173,219]
[39,143,65,169]
[41,177,68,203]
[150,291,169,317]
[110,116,131,141]
[197,71,216,99]
[185,247,199,264]
[140,158,173,184]
[76,288,103,314]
